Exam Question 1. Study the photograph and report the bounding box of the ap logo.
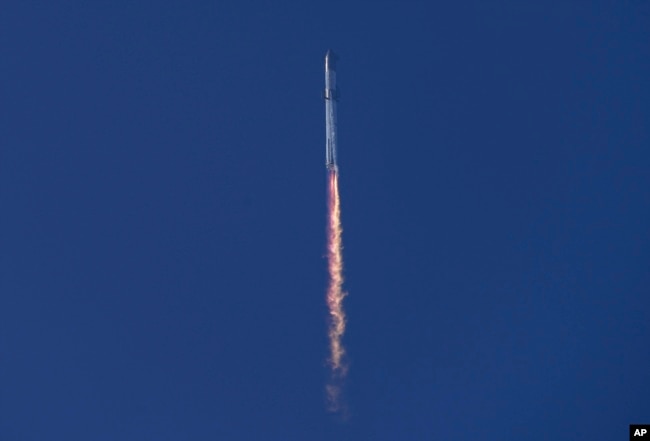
[631,425,650,440]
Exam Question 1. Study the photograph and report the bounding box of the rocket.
[324,49,339,172]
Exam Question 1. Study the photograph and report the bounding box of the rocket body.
[324,50,339,172]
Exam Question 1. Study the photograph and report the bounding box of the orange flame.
[326,170,348,412]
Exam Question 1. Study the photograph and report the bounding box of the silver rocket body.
[324,50,339,172]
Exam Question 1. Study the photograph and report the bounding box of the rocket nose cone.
[325,49,338,71]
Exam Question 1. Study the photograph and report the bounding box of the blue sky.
[2,2,649,440]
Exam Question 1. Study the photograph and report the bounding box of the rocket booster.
[324,50,339,172]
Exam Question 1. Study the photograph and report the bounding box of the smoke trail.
[326,169,348,413]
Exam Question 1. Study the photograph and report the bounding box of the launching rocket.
[323,49,348,413]
[324,49,339,172]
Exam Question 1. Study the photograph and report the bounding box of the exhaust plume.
[326,169,348,413]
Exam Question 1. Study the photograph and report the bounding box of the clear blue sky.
[2,2,649,440]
